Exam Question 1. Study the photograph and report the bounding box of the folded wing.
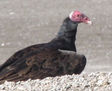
[0,48,86,83]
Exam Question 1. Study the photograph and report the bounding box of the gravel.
[0,72,112,91]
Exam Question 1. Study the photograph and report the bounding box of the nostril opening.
[84,17,88,20]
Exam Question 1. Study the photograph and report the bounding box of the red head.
[69,11,92,25]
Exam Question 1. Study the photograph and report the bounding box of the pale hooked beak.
[86,20,92,25]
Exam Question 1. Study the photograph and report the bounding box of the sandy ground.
[0,0,112,73]
[0,72,112,91]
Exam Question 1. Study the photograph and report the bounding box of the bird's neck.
[50,17,78,52]
[56,18,78,44]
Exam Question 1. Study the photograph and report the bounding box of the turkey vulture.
[0,11,91,83]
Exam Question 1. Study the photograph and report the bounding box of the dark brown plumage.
[0,11,91,83]
[0,47,86,83]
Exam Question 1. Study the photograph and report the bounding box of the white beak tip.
[87,21,92,25]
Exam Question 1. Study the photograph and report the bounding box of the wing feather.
[0,47,86,83]
[0,44,45,71]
